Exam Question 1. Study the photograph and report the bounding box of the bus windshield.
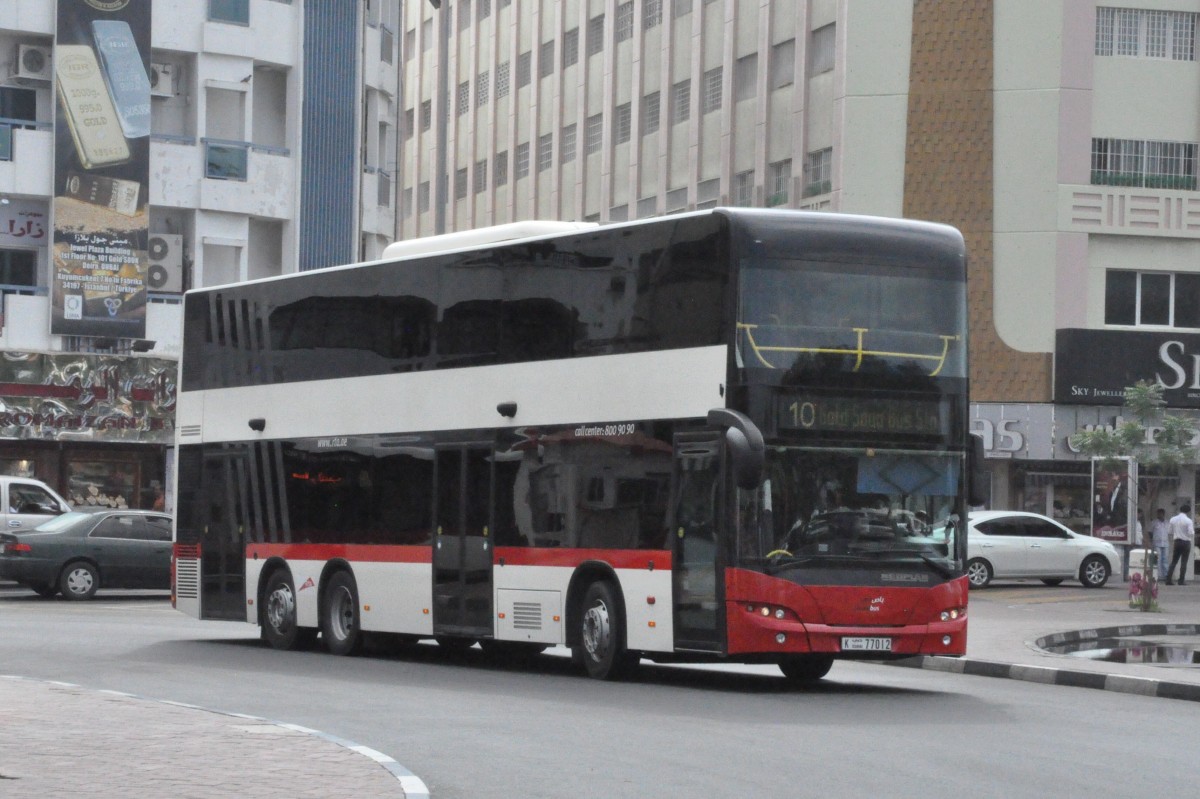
[737,257,966,381]
[740,446,962,571]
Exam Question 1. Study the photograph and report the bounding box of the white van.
[1,477,72,532]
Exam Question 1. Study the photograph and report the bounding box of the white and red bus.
[173,208,978,682]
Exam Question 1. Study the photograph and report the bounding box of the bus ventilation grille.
[512,601,542,631]
[175,559,200,599]
[179,425,202,438]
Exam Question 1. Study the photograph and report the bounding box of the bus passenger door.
[671,433,725,652]
[433,446,494,638]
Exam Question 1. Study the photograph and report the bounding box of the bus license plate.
[841,637,892,652]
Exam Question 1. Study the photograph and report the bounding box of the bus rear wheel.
[574,581,637,680]
[321,571,363,656]
[262,570,316,651]
[779,655,834,684]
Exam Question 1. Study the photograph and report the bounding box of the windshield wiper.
[919,554,957,580]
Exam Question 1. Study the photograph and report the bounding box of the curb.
[1,675,430,799]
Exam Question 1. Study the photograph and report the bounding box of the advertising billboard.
[51,0,151,338]
[1091,457,1137,545]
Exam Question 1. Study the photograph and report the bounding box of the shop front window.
[0,459,36,477]
[66,460,139,510]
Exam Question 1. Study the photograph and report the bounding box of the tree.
[1072,381,1198,610]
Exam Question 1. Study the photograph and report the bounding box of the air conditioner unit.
[147,234,184,293]
[149,63,175,97]
[15,44,52,83]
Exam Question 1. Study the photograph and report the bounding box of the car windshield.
[32,512,93,533]
[737,446,962,572]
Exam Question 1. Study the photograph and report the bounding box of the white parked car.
[966,510,1119,589]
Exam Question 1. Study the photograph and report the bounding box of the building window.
[420,100,432,131]
[458,0,472,32]
[0,249,36,291]
[1096,7,1197,60]
[418,181,431,212]
[810,23,835,74]
[539,40,556,78]
[561,123,577,163]
[770,39,795,89]
[734,54,758,102]
[673,0,693,18]
[1092,138,1198,190]
[614,102,632,144]
[733,170,755,205]
[670,79,691,124]
[477,0,491,22]
[403,108,414,140]
[615,2,634,43]
[404,28,416,61]
[496,62,511,98]
[768,159,792,205]
[696,178,719,209]
[563,28,580,68]
[402,187,413,218]
[803,148,832,196]
[455,167,468,200]
[476,71,490,107]
[537,133,554,172]
[644,0,663,30]
[474,158,488,193]
[208,0,249,25]
[422,18,433,51]
[585,113,604,154]
[701,67,722,114]
[587,15,605,56]
[456,81,470,116]
[1106,270,1200,328]
[517,51,532,88]
[495,151,509,186]
[642,91,661,135]
[515,141,530,178]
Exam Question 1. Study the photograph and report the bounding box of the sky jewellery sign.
[1055,329,1200,410]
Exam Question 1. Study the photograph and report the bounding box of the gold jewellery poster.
[52,0,150,338]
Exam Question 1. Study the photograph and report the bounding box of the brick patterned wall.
[903,0,1052,403]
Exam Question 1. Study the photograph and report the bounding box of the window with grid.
[455,167,468,199]
[670,80,691,124]
[644,0,662,30]
[515,142,530,178]
[615,2,634,43]
[474,159,488,193]
[496,62,510,98]
[1092,137,1198,190]
[768,159,792,204]
[803,148,832,196]
[517,51,532,88]
[642,91,660,135]
[561,123,577,162]
[673,0,693,18]
[456,81,470,116]
[811,24,835,74]
[476,71,490,107]
[458,0,472,31]
[540,40,555,78]
[418,181,431,212]
[586,113,604,154]
[614,102,632,143]
[495,151,508,186]
[733,170,755,205]
[537,133,554,172]
[1106,270,1200,328]
[1096,7,1197,60]
[420,99,431,131]
[563,28,580,68]
[587,15,605,56]
[701,67,722,114]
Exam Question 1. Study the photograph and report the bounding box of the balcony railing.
[1091,171,1198,191]
[0,117,52,162]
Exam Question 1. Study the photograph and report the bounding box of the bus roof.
[380,221,600,260]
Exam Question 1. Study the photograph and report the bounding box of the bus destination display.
[778,394,945,435]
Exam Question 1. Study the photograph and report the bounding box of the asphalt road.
[2,589,1197,798]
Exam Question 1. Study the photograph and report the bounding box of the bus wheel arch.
[259,562,316,651]
[319,562,364,656]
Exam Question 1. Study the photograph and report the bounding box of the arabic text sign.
[0,200,49,248]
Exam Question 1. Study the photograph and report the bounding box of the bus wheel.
[779,655,834,684]
[321,571,363,656]
[262,571,315,650]
[574,581,636,680]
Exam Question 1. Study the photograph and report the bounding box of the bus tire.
[321,571,363,656]
[262,570,315,651]
[779,655,834,684]
[574,581,637,680]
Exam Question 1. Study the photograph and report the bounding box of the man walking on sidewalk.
[1151,508,1171,579]
[1165,504,1195,586]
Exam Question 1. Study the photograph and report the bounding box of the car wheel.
[261,570,316,650]
[779,655,834,684]
[320,571,363,656]
[1080,555,1110,588]
[573,581,637,680]
[966,558,992,588]
[1040,578,1064,586]
[59,561,98,600]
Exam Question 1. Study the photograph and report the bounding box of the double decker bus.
[173,208,978,682]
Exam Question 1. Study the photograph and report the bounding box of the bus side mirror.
[707,408,765,490]
[968,433,988,507]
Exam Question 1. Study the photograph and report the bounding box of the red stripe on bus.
[245,543,433,564]
[494,547,671,570]
[243,543,671,571]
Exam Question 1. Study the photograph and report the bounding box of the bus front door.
[671,433,725,652]
[433,446,494,638]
